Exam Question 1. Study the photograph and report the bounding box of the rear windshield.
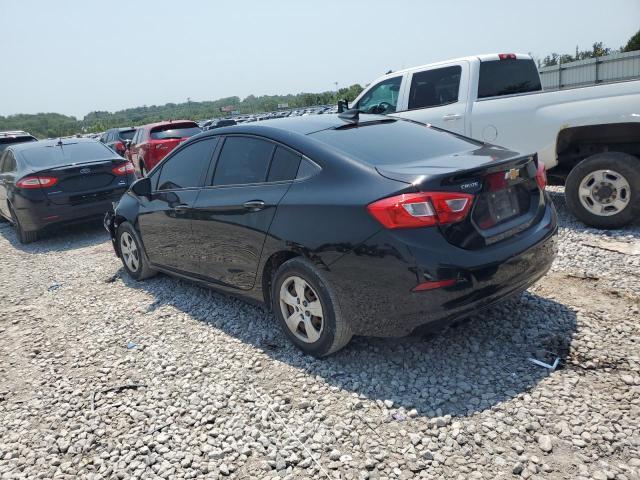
[150,124,201,140]
[0,136,36,153]
[20,141,115,168]
[310,119,480,166]
[478,59,542,98]
[119,130,135,141]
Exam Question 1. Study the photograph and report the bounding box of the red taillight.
[367,191,474,229]
[498,53,517,60]
[412,279,457,292]
[16,176,58,189]
[112,162,135,176]
[115,141,125,151]
[536,161,547,191]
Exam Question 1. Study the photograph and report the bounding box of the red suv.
[126,120,201,176]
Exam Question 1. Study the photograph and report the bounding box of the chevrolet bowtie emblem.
[504,168,519,181]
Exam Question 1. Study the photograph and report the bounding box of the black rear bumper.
[326,202,558,337]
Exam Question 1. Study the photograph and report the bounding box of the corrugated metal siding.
[539,50,640,90]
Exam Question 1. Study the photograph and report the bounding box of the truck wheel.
[565,152,640,229]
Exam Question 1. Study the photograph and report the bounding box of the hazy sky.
[1,0,638,118]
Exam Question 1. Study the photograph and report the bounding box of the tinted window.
[356,76,402,114]
[1,152,16,172]
[119,130,135,141]
[20,141,115,167]
[157,138,218,190]
[408,66,461,109]
[267,147,301,182]
[150,123,202,140]
[213,137,275,186]
[0,136,36,153]
[478,59,542,98]
[311,119,479,166]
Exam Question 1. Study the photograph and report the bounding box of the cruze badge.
[79,167,91,174]
[504,168,519,181]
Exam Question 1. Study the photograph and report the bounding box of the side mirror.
[337,99,350,113]
[131,176,151,198]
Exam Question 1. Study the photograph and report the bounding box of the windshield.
[311,119,480,166]
[119,130,135,141]
[0,136,36,152]
[20,141,115,168]
[150,124,201,140]
[478,59,542,98]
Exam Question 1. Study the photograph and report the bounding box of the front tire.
[116,222,157,280]
[272,258,352,357]
[565,152,640,229]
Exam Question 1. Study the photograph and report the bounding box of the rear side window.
[157,138,218,190]
[408,66,461,109]
[213,137,275,186]
[478,59,542,98]
[267,147,301,182]
[0,151,16,172]
[311,119,480,166]
[150,123,202,140]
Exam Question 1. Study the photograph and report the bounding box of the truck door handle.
[243,200,266,211]
[172,204,190,212]
[442,114,462,121]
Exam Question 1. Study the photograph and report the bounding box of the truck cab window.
[355,76,402,114]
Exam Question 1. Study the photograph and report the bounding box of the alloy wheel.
[120,232,140,272]
[279,275,324,343]
[578,169,630,216]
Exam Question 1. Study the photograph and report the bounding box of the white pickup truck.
[349,53,640,228]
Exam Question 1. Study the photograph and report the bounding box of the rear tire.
[116,222,157,280]
[272,258,352,357]
[565,152,640,229]
[9,205,38,244]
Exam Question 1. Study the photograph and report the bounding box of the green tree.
[621,29,640,52]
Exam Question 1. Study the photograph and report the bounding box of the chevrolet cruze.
[105,113,557,356]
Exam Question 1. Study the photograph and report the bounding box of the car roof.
[140,119,198,129]
[0,130,33,138]
[371,53,533,79]
[208,113,390,136]
[9,137,101,153]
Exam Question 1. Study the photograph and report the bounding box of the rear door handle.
[442,114,463,121]
[172,204,190,212]
[243,200,266,211]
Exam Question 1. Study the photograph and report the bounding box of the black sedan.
[105,113,557,356]
[0,139,136,243]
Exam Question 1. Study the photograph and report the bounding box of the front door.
[137,137,218,271]
[192,138,301,289]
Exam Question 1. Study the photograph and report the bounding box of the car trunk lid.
[35,159,132,205]
[376,150,544,249]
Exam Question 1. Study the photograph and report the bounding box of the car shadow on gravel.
[120,269,578,419]
[0,219,108,253]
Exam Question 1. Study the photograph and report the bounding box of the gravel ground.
[0,192,639,480]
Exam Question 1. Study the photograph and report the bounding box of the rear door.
[191,137,301,289]
[137,137,218,272]
[394,62,469,135]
